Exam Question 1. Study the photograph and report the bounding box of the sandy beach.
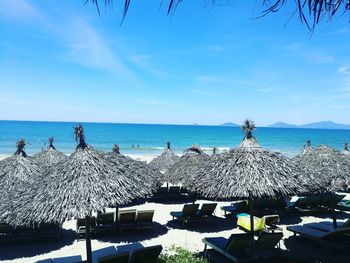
[0,151,349,262]
[0,197,349,263]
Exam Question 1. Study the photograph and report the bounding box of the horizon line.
[1,118,350,129]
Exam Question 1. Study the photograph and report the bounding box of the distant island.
[269,121,350,130]
[220,122,239,127]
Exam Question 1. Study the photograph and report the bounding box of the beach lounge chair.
[0,223,14,243]
[237,214,280,233]
[136,210,155,231]
[76,217,96,239]
[221,201,247,216]
[289,193,345,211]
[98,252,129,263]
[170,204,200,226]
[118,209,137,232]
[92,246,118,263]
[197,203,217,222]
[336,199,350,211]
[287,225,350,250]
[38,222,62,242]
[203,232,283,262]
[96,212,115,234]
[300,218,350,232]
[254,232,283,250]
[202,233,254,262]
[52,255,82,263]
[129,245,163,263]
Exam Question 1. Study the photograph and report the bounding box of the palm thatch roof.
[149,142,180,173]
[32,137,67,169]
[0,139,43,192]
[185,120,307,199]
[106,144,162,192]
[1,126,150,226]
[164,144,210,185]
[301,140,313,155]
[293,145,350,192]
[87,0,349,30]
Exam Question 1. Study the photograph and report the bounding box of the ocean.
[0,120,349,158]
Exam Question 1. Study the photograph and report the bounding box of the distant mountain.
[270,121,350,130]
[301,121,350,129]
[269,122,298,128]
[220,122,239,127]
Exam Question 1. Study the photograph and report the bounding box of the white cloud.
[59,17,132,77]
[256,87,274,93]
[285,42,335,64]
[338,66,350,75]
[189,89,211,95]
[0,0,43,22]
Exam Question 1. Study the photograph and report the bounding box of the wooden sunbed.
[197,203,217,223]
[118,209,137,232]
[203,232,282,262]
[287,225,350,250]
[203,233,254,262]
[303,219,350,232]
[136,210,155,231]
[129,245,163,263]
[170,204,200,226]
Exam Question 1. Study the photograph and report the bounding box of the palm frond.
[85,0,350,29]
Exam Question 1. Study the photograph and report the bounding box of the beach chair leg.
[203,243,208,257]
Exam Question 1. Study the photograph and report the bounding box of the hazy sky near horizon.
[1,0,350,126]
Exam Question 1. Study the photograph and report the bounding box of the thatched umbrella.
[165,144,210,185]
[301,140,313,155]
[185,120,306,240]
[32,137,67,168]
[1,126,151,263]
[0,139,43,191]
[0,140,44,225]
[293,145,350,192]
[106,144,162,194]
[293,144,350,228]
[149,141,180,173]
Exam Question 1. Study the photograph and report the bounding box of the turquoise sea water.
[0,120,349,157]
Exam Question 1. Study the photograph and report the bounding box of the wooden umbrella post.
[85,215,92,263]
[249,198,255,247]
[332,206,337,229]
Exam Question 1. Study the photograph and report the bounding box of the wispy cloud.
[285,42,335,64]
[256,87,274,93]
[189,89,212,95]
[0,0,43,22]
[338,66,350,75]
[128,54,171,78]
[59,17,132,77]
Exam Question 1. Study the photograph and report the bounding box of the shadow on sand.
[166,216,237,233]
[95,222,168,243]
[283,235,350,263]
[0,229,76,261]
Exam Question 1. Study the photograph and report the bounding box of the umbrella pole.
[85,215,92,263]
[115,204,119,220]
[332,206,337,229]
[249,198,255,245]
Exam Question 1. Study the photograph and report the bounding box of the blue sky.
[1,0,350,126]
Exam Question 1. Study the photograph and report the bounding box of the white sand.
[1,198,349,263]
